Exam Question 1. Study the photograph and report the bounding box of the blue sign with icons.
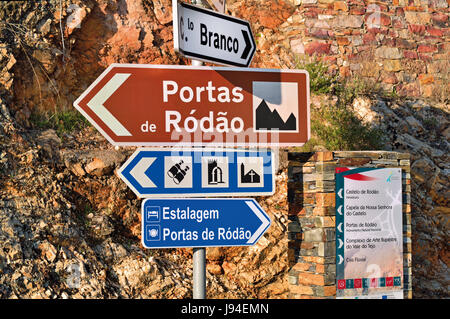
[141,198,271,248]
[118,148,274,198]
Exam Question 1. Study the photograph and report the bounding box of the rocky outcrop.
[0,0,182,125]
[0,101,289,298]
[349,97,449,298]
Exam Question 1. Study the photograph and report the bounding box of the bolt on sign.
[73,64,310,147]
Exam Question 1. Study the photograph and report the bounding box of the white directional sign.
[173,0,256,67]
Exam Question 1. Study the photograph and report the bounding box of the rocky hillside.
[0,102,289,298]
[0,0,448,298]
[349,96,449,298]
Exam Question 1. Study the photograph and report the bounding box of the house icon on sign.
[240,163,260,183]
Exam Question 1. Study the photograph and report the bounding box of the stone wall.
[288,151,412,299]
[284,0,449,99]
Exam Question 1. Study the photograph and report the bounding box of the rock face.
[349,97,449,299]
[0,102,289,298]
[0,0,448,299]
[0,0,181,125]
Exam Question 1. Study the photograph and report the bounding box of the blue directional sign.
[141,198,271,248]
[118,148,274,198]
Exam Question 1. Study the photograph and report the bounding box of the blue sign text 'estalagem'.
[141,198,271,248]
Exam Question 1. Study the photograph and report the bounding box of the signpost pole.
[189,58,207,298]
[190,58,207,297]
[193,247,206,299]
[190,0,206,299]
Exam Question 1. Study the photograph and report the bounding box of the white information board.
[336,167,404,299]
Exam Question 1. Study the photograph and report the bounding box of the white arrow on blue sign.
[118,148,275,198]
[141,198,271,248]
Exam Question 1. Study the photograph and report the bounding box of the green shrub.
[296,57,338,94]
[335,76,398,105]
[312,104,385,151]
[30,109,90,136]
[295,56,386,151]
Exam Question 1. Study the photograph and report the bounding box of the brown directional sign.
[73,64,310,147]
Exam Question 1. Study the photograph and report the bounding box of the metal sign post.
[191,57,206,300]
[190,2,206,298]
[193,247,206,299]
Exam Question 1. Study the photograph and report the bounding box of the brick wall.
[286,0,449,99]
[288,151,412,299]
